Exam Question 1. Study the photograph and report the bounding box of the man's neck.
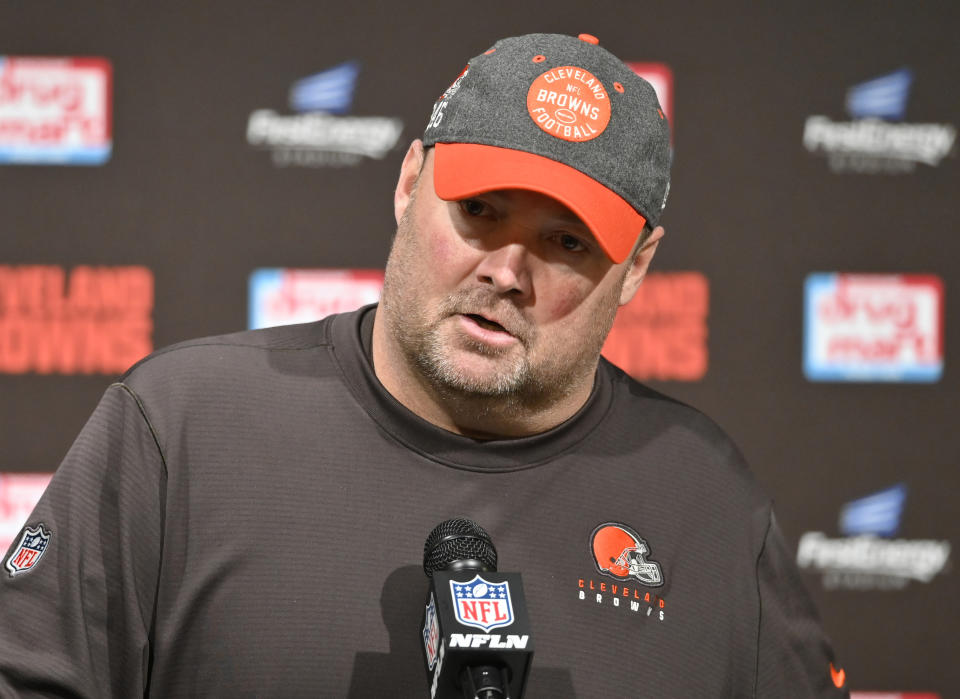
[370,313,594,439]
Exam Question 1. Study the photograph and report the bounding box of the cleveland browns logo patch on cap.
[590,522,663,587]
[526,65,611,142]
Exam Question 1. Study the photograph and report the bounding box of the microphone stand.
[460,664,511,699]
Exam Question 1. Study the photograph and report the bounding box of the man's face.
[378,143,657,410]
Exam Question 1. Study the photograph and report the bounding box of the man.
[0,33,847,697]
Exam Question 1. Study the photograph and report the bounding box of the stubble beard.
[381,210,627,417]
[411,287,537,399]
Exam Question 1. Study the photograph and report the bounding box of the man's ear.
[394,139,426,224]
[619,225,665,306]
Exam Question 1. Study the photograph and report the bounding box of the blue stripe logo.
[289,61,361,114]
[839,484,908,537]
[845,68,913,121]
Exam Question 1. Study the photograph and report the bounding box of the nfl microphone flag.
[422,570,533,698]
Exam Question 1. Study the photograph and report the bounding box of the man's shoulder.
[601,359,724,436]
[124,319,333,378]
[599,360,771,524]
[599,359,755,478]
[116,316,351,407]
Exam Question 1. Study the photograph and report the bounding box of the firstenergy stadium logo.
[797,484,951,591]
[803,68,956,174]
[246,61,403,168]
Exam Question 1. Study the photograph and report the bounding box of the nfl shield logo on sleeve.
[5,524,51,577]
[449,575,515,632]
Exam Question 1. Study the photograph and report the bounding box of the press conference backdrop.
[1,2,956,695]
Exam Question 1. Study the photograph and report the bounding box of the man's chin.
[424,350,528,397]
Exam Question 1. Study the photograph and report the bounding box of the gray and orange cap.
[422,32,671,264]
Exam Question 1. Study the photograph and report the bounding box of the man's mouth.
[465,313,508,333]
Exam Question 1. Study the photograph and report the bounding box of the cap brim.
[433,142,647,263]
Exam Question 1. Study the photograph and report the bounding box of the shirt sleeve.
[0,383,166,699]
[755,509,850,697]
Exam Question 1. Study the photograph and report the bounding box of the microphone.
[420,518,534,699]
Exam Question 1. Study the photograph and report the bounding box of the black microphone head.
[423,517,498,578]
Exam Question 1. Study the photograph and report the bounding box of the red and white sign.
[248,268,384,329]
[0,265,154,375]
[602,272,709,381]
[0,57,112,164]
[0,473,52,552]
[628,63,673,141]
[804,274,944,382]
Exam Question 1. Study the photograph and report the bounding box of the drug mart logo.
[450,575,514,632]
[0,57,112,165]
[803,68,956,174]
[246,61,403,167]
[797,484,951,591]
[248,268,383,330]
[526,66,611,142]
[803,273,943,383]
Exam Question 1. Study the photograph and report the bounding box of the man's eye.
[558,234,586,252]
[460,199,487,216]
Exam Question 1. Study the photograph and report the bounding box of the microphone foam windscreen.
[423,517,498,577]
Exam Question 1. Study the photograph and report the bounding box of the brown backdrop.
[1,2,957,694]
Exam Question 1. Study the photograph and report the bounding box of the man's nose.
[475,243,531,297]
